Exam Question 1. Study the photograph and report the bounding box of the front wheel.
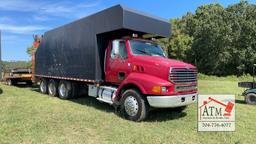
[245,93,256,105]
[121,89,149,121]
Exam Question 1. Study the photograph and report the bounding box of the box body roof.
[35,5,171,82]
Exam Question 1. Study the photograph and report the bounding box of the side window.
[111,40,128,59]
[119,41,128,59]
[111,40,119,59]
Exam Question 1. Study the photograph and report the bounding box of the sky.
[1,0,256,61]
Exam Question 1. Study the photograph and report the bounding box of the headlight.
[161,86,167,92]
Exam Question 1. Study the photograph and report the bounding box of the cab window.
[111,40,128,59]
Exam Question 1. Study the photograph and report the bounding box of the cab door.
[105,40,129,84]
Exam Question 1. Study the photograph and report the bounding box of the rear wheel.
[58,80,76,99]
[121,89,149,121]
[40,79,48,94]
[245,93,256,105]
[48,79,58,97]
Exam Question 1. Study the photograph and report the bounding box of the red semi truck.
[33,5,198,121]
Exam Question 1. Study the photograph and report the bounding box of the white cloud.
[0,17,15,24]
[1,35,18,42]
[33,15,51,21]
[0,0,36,11]
[0,0,102,35]
[0,24,47,34]
[0,0,101,18]
[1,35,30,43]
[40,0,101,17]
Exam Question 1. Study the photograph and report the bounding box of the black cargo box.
[35,5,171,82]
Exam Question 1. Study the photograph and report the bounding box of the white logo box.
[198,95,235,132]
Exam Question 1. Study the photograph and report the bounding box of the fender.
[242,88,256,96]
[115,73,173,101]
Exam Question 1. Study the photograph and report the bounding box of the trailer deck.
[4,68,32,85]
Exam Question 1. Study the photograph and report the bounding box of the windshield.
[129,40,166,57]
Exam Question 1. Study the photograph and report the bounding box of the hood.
[132,56,195,68]
[130,56,196,82]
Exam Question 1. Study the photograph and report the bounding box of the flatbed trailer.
[4,68,32,86]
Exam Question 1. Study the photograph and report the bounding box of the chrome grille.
[169,68,197,83]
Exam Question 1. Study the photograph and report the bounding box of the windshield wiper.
[153,52,165,57]
[135,49,152,56]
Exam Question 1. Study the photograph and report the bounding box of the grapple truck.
[33,5,198,121]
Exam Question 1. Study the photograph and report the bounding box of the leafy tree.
[159,19,193,62]
[26,46,34,57]
[159,1,256,76]
[2,61,31,72]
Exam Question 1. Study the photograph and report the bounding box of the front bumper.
[147,93,197,108]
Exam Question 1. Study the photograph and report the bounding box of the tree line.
[1,61,30,72]
[159,1,256,76]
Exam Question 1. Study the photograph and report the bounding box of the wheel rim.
[248,95,256,104]
[124,96,139,117]
[59,83,66,97]
[40,81,46,92]
[49,83,54,95]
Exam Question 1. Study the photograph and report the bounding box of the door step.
[96,98,113,104]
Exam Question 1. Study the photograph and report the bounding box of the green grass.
[0,79,255,144]
[198,73,253,81]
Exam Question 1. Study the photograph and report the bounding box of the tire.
[39,79,48,94]
[245,93,256,105]
[58,80,76,99]
[7,79,12,86]
[121,89,149,121]
[48,79,58,97]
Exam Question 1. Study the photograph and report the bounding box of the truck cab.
[99,37,198,121]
